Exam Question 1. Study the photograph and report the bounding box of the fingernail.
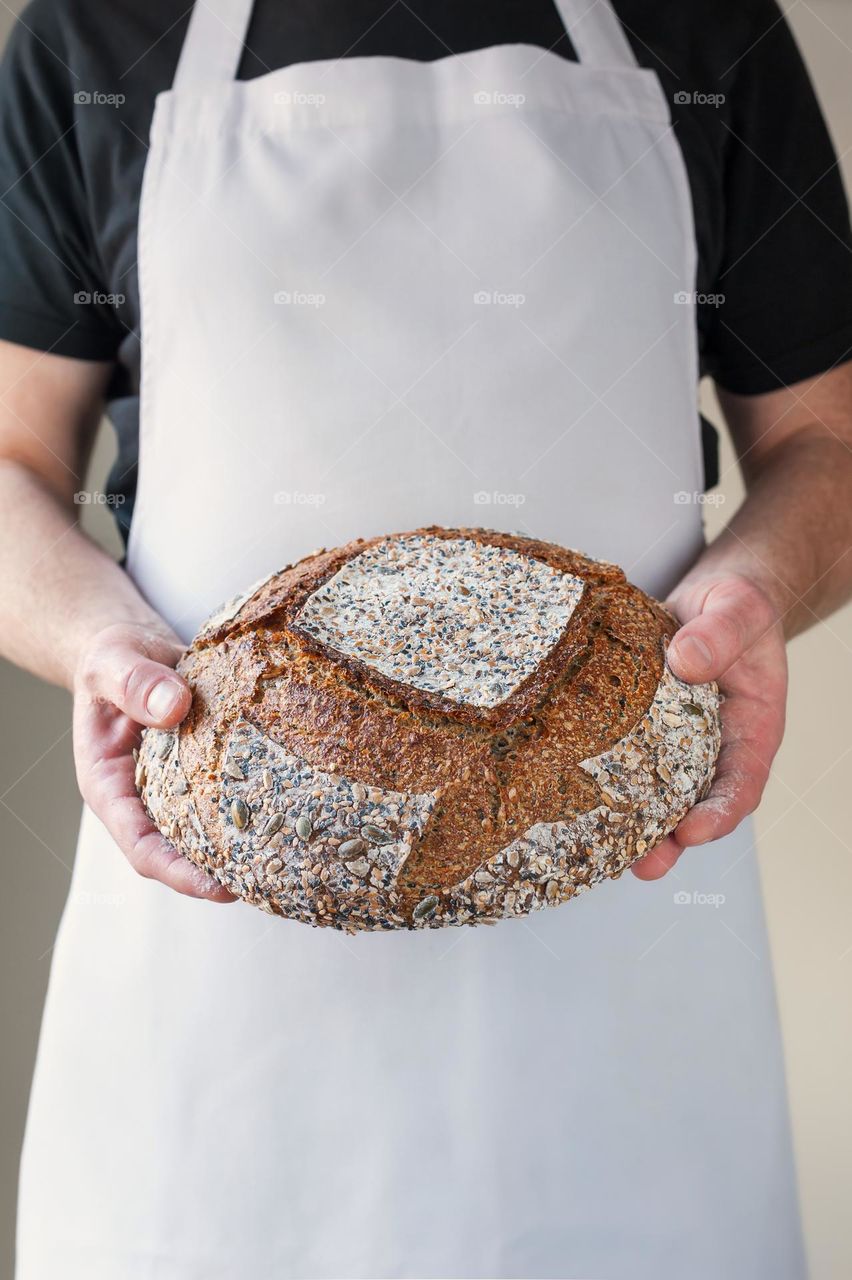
[146,678,183,720]
[675,634,713,674]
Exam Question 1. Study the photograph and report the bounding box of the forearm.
[673,432,852,637]
[0,458,166,689]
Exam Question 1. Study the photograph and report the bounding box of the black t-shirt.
[1,0,852,545]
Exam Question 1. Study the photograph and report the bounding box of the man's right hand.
[72,621,235,902]
[0,341,234,901]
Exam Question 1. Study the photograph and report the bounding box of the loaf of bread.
[136,528,721,931]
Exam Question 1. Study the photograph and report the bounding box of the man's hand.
[630,364,852,877]
[632,574,788,879]
[73,621,235,902]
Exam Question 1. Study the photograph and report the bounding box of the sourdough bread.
[136,527,721,931]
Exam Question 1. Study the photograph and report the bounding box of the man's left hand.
[632,573,788,879]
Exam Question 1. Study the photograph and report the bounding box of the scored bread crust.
[136,527,721,931]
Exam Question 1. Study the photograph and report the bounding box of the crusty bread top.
[193,526,664,726]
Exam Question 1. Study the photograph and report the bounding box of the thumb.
[76,623,192,728]
[666,576,778,684]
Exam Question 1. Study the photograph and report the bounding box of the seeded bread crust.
[136,527,721,931]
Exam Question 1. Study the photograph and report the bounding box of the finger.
[631,834,683,880]
[125,820,236,902]
[675,678,784,847]
[674,740,767,847]
[78,633,192,729]
[83,749,235,902]
[666,577,777,685]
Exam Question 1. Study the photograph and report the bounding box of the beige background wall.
[1,2,851,1277]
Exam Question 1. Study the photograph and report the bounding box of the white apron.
[17,1,806,1276]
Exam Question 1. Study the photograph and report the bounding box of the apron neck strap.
[552,0,639,70]
[172,0,638,92]
[173,0,254,93]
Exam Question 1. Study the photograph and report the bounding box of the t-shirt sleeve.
[0,0,123,359]
[701,0,852,394]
